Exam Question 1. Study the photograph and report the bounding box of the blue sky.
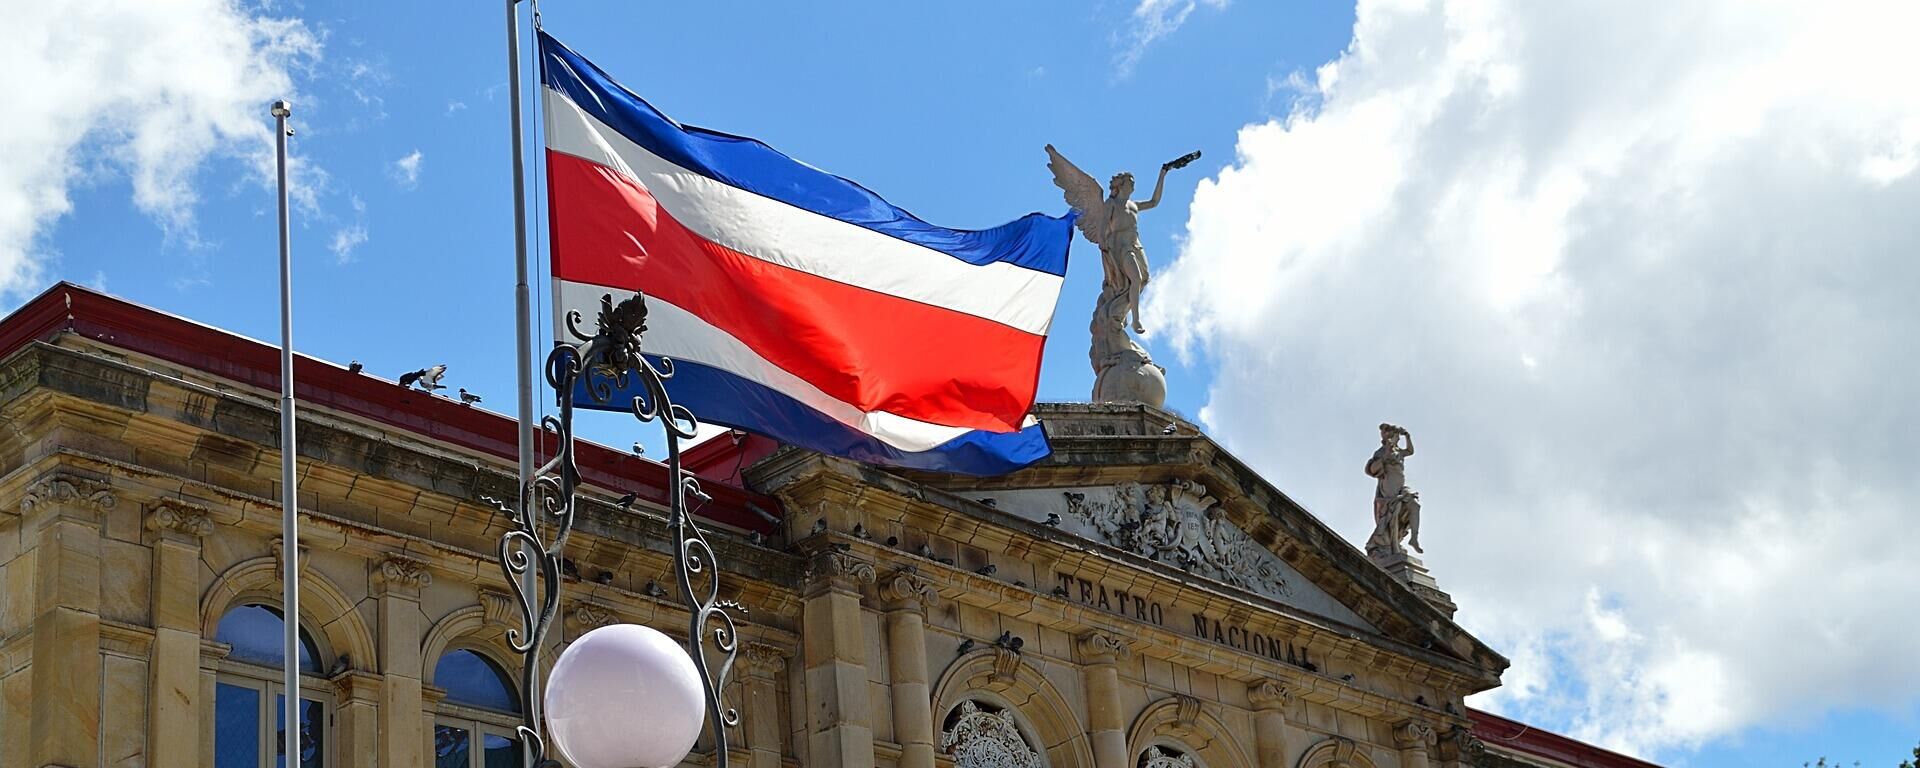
[8,1,1918,765]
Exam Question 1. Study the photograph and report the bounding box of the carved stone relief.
[963,482,1378,630]
[941,700,1042,768]
[1052,480,1292,597]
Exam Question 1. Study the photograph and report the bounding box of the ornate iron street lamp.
[487,292,741,768]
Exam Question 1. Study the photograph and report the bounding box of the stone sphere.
[546,623,706,768]
[1093,360,1168,409]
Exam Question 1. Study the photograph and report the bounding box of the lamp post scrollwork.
[487,291,741,768]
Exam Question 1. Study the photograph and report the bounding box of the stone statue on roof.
[1365,422,1423,559]
[1045,145,1201,408]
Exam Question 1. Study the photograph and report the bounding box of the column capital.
[742,642,791,680]
[478,588,515,627]
[372,554,434,598]
[1074,630,1133,666]
[1437,725,1485,763]
[805,545,876,594]
[1247,678,1296,712]
[880,566,939,612]
[20,471,115,522]
[1393,720,1438,749]
[145,499,214,543]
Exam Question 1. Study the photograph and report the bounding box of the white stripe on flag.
[545,88,1063,336]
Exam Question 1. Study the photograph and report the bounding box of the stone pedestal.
[1372,552,1457,618]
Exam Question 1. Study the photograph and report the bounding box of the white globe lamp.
[545,623,707,768]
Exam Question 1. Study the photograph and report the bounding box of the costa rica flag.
[538,32,1072,475]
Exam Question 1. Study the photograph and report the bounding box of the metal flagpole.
[504,1,541,763]
[270,98,302,768]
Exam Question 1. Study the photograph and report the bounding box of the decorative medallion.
[941,700,1041,768]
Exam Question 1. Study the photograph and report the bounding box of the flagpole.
[270,98,302,768]
[504,0,541,762]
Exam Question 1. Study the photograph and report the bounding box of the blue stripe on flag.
[574,358,1052,476]
[538,31,1073,277]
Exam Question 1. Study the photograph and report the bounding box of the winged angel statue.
[1047,145,1200,407]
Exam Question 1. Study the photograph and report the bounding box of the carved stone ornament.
[940,700,1041,768]
[271,537,310,577]
[1075,630,1133,665]
[20,473,115,515]
[566,601,617,633]
[881,566,939,611]
[1439,726,1486,764]
[1139,746,1197,768]
[989,644,1023,688]
[374,555,435,595]
[741,643,789,680]
[479,588,515,627]
[1057,480,1293,599]
[806,547,877,589]
[1247,679,1296,712]
[1170,694,1203,736]
[1392,720,1437,749]
[144,500,214,539]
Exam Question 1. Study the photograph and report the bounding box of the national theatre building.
[0,284,1654,768]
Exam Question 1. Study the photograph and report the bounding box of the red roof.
[0,282,779,532]
[1469,707,1664,767]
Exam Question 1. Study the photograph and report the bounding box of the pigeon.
[1013,580,1027,588]
[810,519,828,535]
[644,580,667,597]
[631,442,645,456]
[852,523,870,539]
[979,497,998,508]
[458,388,482,405]
[560,557,580,580]
[885,536,899,547]
[347,361,364,374]
[615,492,638,509]
[1050,585,1070,598]
[1043,513,1061,527]
[747,531,766,546]
[1340,673,1356,682]
[956,639,976,655]
[975,564,997,576]
[398,364,447,391]
[916,544,935,559]
[593,570,614,585]
[1162,423,1178,435]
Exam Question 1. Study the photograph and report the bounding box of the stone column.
[1246,680,1295,768]
[146,500,214,767]
[374,555,434,768]
[801,547,877,768]
[742,643,793,768]
[881,568,939,768]
[332,670,383,765]
[1393,721,1437,768]
[1076,631,1133,768]
[22,473,114,768]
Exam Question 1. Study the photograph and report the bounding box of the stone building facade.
[0,284,1654,768]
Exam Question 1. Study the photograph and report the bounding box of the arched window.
[212,604,330,768]
[432,648,524,768]
[940,699,1044,768]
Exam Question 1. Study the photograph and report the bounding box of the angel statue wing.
[1045,145,1109,246]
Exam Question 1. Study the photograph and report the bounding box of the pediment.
[955,480,1378,632]
[898,403,1508,677]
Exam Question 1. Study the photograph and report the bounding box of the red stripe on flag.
[546,150,1043,433]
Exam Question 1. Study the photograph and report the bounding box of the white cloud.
[0,0,323,298]
[329,224,367,264]
[1115,0,1228,77]
[390,149,423,189]
[1145,0,1920,759]
[446,99,468,115]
